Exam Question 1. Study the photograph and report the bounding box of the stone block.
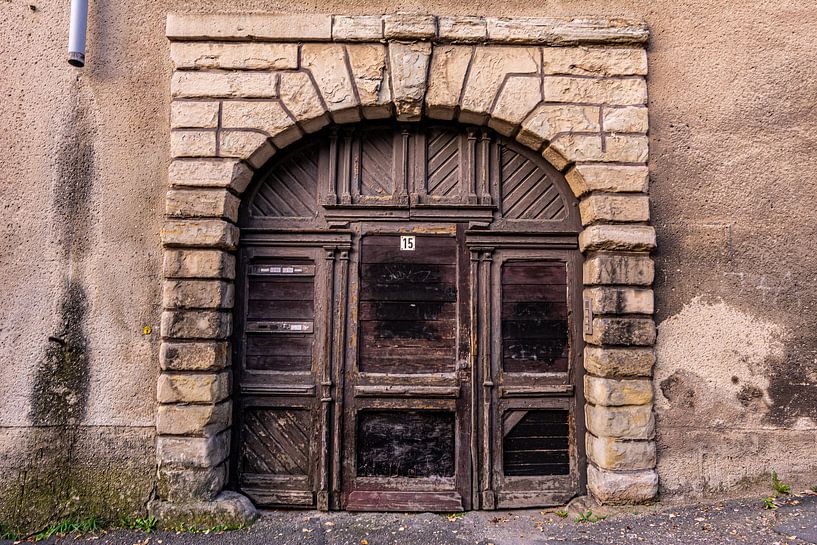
[579,194,650,225]
[171,101,219,129]
[460,46,539,125]
[584,346,655,378]
[585,403,654,440]
[583,253,654,286]
[166,13,331,41]
[332,15,384,41]
[157,401,232,436]
[347,44,392,120]
[156,432,230,468]
[586,435,656,471]
[221,100,304,148]
[485,17,649,46]
[160,341,231,372]
[388,42,432,122]
[218,131,275,169]
[516,104,600,150]
[165,189,240,221]
[579,225,656,252]
[425,45,473,121]
[161,310,232,340]
[543,76,647,105]
[149,491,258,530]
[302,44,360,124]
[585,375,653,406]
[544,134,648,168]
[157,464,227,502]
[438,16,487,42]
[171,71,278,99]
[171,42,297,71]
[488,75,542,136]
[162,279,234,310]
[584,286,653,315]
[383,14,436,40]
[168,158,253,193]
[163,249,236,280]
[567,164,649,196]
[170,130,217,158]
[157,372,230,404]
[585,317,656,346]
[278,72,331,134]
[587,465,658,504]
[161,220,239,250]
[603,105,649,132]
[542,47,648,76]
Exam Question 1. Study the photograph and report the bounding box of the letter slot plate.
[250,264,316,276]
[247,321,314,333]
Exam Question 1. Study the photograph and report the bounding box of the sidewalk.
[3,493,816,545]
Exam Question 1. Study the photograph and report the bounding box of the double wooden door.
[233,224,583,511]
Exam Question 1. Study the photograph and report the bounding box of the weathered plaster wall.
[0,0,815,527]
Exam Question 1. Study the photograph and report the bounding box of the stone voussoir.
[579,224,656,252]
[161,310,232,340]
[157,371,231,404]
[586,434,656,471]
[389,42,432,122]
[584,346,655,378]
[585,402,655,440]
[585,316,656,346]
[587,464,658,504]
[583,253,654,286]
[584,375,653,406]
[516,104,600,150]
[218,131,276,170]
[584,286,654,315]
[169,158,253,193]
[164,249,236,280]
[163,279,235,310]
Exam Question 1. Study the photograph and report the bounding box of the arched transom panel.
[241,123,580,232]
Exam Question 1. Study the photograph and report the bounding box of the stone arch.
[153,13,657,527]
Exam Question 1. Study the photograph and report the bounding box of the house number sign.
[400,235,416,251]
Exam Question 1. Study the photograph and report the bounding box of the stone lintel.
[166,14,648,46]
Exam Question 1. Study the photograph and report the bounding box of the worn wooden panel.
[359,235,458,374]
[502,261,569,373]
[240,408,312,475]
[426,128,461,198]
[356,411,455,478]
[502,410,570,477]
[346,491,463,512]
[250,144,319,218]
[500,146,567,221]
[358,130,395,198]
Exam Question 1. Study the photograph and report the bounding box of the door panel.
[342,229,471,511]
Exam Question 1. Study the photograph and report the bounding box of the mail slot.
[250,263,316,276]
[247,321,314,334]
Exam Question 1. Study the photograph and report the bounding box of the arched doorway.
[231,122,585,511]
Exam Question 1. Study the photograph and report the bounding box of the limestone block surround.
[152,13,656,526]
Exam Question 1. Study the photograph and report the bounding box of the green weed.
[120,515,158,533]
[33,518,101,541]
[443,512,466,522]
[761,496,778,510]
[554,510,569,518]
[772,470,791,496]
[0,524,19,541]
[574,510,607,523]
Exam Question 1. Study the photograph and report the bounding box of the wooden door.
[341,227,472,511]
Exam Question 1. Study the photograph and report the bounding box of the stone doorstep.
[148,491,259,530]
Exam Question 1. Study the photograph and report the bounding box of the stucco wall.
[1,0,815,527]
